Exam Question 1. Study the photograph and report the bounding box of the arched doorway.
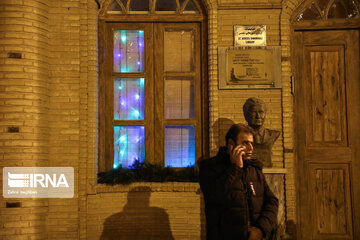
[292,0,360,239]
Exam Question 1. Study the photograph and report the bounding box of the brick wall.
[0,0,50,239]
[47,0,81,238]
[0,0,304,238]
[87,183,204,240]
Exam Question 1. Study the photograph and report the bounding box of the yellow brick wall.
[87,183,205,240]
[209,2,297,237]
[0,0,305,238]
[47,0,81,238]
[0,0,50,239]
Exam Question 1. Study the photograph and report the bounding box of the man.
[243,98,280,168]
[200,123,278,240]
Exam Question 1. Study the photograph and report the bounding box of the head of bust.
[243,97,267,130]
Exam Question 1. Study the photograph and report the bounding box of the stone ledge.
[95,169,287,193]
[96,182,201,193]
[263,168,288,174]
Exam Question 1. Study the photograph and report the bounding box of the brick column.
[0,0,50,239]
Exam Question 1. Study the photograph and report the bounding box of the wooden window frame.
[98,4,208,173]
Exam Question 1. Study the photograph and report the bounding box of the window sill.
[96,182,200,193]
[94,169,287,194]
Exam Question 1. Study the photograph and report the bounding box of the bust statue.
[243,97,280,167]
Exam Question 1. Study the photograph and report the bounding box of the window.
[294,0,359,21]
[98,0,207,172]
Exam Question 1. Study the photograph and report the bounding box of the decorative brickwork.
[0,0,304,238]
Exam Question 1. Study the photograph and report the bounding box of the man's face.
[246,104,266,129]
[236,132,254,160]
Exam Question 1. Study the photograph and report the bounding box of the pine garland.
[98,160,199,185]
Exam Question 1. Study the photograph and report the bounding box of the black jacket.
[199,147,279,240]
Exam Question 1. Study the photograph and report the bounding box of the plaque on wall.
[234,25,266,47]
[218,46,281,89]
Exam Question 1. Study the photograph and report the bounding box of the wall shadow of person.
[213,118,236,150]
[100,186,174,240]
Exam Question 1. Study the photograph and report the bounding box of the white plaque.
[234,25,266,47]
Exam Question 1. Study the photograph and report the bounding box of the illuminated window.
[99,0,206,171]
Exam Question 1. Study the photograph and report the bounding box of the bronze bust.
[243,97,280,167]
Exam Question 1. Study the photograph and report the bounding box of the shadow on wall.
[100,187,174,240]
[214,118,236,149]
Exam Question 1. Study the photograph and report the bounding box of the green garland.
[98,160,199,185]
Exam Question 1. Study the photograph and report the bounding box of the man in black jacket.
[199,123,278,240]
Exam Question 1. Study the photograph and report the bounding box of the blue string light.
[132,109,140,118]
[119,135,127,143]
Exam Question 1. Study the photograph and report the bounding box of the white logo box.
[3,167,74,198]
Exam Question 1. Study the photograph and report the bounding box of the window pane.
[165,126,195,167]
[114,126,145,168]
[165,77,194,119]
[296,4,321,21]
[345,0,359,18]
[183,0,199,14]
[328,0,347,18]
[107,0,123,14]
[164,29,194,72]
[114,30,145,72]
[179,0,187,8]
[317,0,328,11]
[156,0,177,11]
[119,0,127,8]
[114,78,145,120]
[130,0,149,11]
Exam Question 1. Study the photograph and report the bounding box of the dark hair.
[225,123,254,145]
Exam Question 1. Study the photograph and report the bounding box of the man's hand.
[228,144,245,168]
[248,226,263,240]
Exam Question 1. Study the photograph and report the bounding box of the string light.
[119,135,126,143]
[114,126,145,169]
[113,30,145,168]
[132,109,140,118]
